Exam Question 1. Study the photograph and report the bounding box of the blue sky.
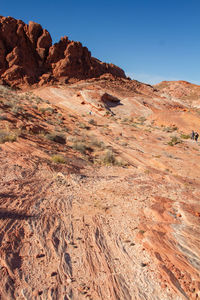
[1,0,200,85]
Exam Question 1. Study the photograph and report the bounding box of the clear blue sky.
[1,0,200,85]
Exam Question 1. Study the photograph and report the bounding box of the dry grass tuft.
[0,130,17,143]
[51,154,66,164]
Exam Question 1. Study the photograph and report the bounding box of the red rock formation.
[0,16,126,87]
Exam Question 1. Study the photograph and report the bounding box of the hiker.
[195,132,199,142]
[191,130,195,140]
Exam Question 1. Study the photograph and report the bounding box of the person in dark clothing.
[191,130,195,140]
[195,132,199,142]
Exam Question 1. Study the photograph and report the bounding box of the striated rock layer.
[0,16,126,87]
[0,78,200,299]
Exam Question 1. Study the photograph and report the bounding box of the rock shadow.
[0,209,37,220]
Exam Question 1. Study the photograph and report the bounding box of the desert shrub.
[180,134,190,139]
[88,119,97,125]
[69,114,77,119]
[3,101,14,108]
[39,107,55,114]
[163,126,178,133]
[35,97,43,104]
[115,158,128,167]
[51,154,66,164]
[168,136,182,146]
[62,126,69,132]
[105,111,112,116]
[0,130,17,143]
[56,119,63,125]
[72,142,87,154]
[137,116,146,124]
[79,122,90,130]
[11,106,23,115]
[122,117,129,123]
[90,137,105,149]
[101,150,117,165]
[121,142,128,147]
[46,132,66,144]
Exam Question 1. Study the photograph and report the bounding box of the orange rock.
[0,16,126,88]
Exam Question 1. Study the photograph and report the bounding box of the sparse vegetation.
[72,142,87,154]
[168,136,182,146]
[89,137,105,149]
[121,142,128,147]
[180,134,190,139]
[51,154,66,164]
[163,126,178,133]
[0,130,17,143]
[101,150,117,165]
[79,122,90,130]
[154,155,161,158]
[11,105,23,115]
[88,119,97,125]
[45,132,66,144]
[39,107,55,114]
[137,116,146,124]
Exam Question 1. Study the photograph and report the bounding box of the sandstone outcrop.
[155,80,200,101]
[0,16,126,88]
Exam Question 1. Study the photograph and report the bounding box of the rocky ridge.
[0,16,126,88]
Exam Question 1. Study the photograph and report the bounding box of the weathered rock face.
[0,16,126,87]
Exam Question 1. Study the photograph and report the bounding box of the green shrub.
[180,134,190,139]
[51,154,66,164]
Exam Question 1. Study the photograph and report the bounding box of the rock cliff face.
[0,16,126,87]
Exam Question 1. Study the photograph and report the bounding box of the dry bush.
[51,154,66,164]
[39,107,55,114]
[101,150,117,165]
[79,122,90,130]
[163,126,178,133]
[0,130,17,143]
[168,136,182,146]
[88,119,97,125]
[72,142,87,154]
[180,134,190,139]
[89,137,105,149]
[45,132,66,144]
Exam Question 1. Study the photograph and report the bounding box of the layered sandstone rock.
[0,16,126,87]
